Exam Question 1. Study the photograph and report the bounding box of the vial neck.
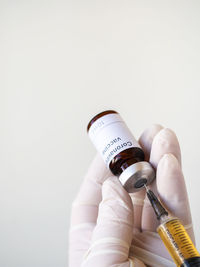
[120,158,141,172]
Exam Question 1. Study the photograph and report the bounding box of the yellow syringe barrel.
[157,218,200,267]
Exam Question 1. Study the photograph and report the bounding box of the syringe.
[144,185,200,267]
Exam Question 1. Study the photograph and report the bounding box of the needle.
[143,183,148,191]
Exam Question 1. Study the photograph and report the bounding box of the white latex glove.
[69,125,195,267]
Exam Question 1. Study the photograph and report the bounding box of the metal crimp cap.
[119,161,155,193]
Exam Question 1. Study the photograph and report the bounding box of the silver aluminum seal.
[119,161,155,193]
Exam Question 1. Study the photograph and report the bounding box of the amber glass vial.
[87,110,155,193]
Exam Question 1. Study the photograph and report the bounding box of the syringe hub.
[146,189,168,220]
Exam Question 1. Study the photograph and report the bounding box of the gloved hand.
[69,125,195,267]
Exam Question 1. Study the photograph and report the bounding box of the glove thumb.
[81,176,146,267]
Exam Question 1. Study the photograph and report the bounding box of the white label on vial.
[88,113,141,166]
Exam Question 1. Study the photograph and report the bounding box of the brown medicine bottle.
[87,110,155,193]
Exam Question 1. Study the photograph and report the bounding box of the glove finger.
[149,128,181,168]
[131,124,163,230]
[71,153,112,226]
[142,128,182,231]
[157,153,195,242]
[138,124,163,162]
[82,176,145,267]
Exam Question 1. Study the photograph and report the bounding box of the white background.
[1,1,200,266]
